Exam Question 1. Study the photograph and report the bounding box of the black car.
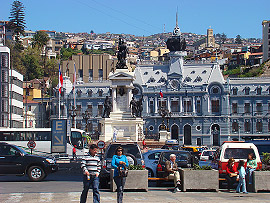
[0,142,58,181]
[99,142,144,188]
[156,150,193,178]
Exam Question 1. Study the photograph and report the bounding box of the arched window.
[232,121,239,132]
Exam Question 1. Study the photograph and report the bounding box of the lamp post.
[82,110,90,132]
[238,125,241,141]
[68,105,77,128]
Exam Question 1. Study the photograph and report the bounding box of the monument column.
[155,96,158,113]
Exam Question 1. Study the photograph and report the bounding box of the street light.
[68,105,77,128]
[82,110,91,132]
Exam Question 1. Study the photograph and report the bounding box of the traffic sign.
[27,140,36,149]
[51,119,67,153]
[97,140,105,149]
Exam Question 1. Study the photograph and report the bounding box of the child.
[236,160,248,194]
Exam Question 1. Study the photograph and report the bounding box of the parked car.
[181,146,204,158]
[161,139,180,150]
[200,150,215,161]
[0,142,58,181]
[143,149,170,177]
[211,141,262,177]
[99,142,144,188]
[156,150,193,179]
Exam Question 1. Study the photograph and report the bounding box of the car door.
[147,152,162,177]
[0,145,25,175]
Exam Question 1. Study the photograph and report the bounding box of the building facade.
[262,20,270,62]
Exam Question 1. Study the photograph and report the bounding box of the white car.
[200,150,215,161]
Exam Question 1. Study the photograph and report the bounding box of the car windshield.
[14,145,28,155]
[202,151,214,156]
[162,152,189,162]
[224,148,256,159]
[106,144,141,159]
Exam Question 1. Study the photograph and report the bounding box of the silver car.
[143,149,170,177]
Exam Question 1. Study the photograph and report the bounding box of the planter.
[179,169,219,192]
[110,169,148,192]
[252,171,270,192]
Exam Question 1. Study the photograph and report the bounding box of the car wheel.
[125,153,137,166]
[27,166,46,181]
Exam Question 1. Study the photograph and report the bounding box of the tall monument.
[99,37,144,142]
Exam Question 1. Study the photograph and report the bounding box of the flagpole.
[59,64,61,119]
[73,61,76,127]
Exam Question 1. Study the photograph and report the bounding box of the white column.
[180,96,182,112]
[127,86,132,112]
[193,96,196,113]
[167,96,171,112]
[208,96,210,113]
[144,96,148,113]
[112,88,117,112]
[155,96,158,113]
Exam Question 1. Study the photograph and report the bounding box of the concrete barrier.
[110,169,148,192]
[253,171,270,192]
[179,169,219,192]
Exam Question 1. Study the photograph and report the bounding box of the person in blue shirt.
[111,146,129,203]
[236,160,248,194]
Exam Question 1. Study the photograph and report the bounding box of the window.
[232,88,237,95]
[87,89,92,97]
[244,121,250,133]
[212,87,220,94]
[158,100,167,109]
[89,69,93,81]
[1,53,9,68]
[98,105,103,117]
[197,100,201,114]
[232,103,238,114]
[79,69,83,78]
[224,148,255,159]
[194,76,202,82]
[184,77,192,82]
[257,87,262,95]
[77,90,82,97]
[148,152,161,160]
[211,100,220,113]
[244,87,250,95]
[244,103,251,113]
[87,105,92,116]
[149,101,154,114]
[171,101,179,112]
[149,125,154,131]
[76,105,81,116]
[268,121,270,132]
[256,103,263,114]
[183,99,192,113]
[256,120,263,133]
[98,89,103,97]
[98,69,103,81]
[232,121,239,132]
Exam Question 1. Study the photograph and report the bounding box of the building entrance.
[171,125,178,140]
[184,124,192,145]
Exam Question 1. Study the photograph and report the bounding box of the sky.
[0,0,269,38]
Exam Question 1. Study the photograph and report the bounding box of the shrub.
[193,164,212,170]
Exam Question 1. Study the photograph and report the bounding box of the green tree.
[22,47,43,80]
[32,31,50,50]
[235,35,242,44]
[45,58,58,78]
[8,1,26,43]
[60,47,82,60]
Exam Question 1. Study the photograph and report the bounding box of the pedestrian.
[236,160,248,194]
[142,139,146,148]
[73,145,77,161]
[111,146,129,203]
[225,157,238,192]
[246,153,257,184]
[80,144,101,203]
[165,154,181,193]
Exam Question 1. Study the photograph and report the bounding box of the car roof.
[142,149,170,155]
[161,150,189,154]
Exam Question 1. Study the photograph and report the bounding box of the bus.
[0,128,88,156]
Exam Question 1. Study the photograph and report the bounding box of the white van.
[211,141,262,174]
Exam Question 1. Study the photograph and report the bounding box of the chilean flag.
[159,90,163,98]
[58,64,63,93]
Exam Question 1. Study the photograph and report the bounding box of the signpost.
[27,140,36,154]
[51,119,67,153]
[97,140,105,149]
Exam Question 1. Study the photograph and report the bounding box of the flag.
[58,64,63,93]
[159,90,163,98]
[73,62,76,90]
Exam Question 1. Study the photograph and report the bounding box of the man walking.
[80,144,101,203]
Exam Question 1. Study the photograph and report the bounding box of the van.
[211,141,262,175]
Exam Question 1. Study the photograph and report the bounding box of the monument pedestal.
[159,130,170,142]
[99,69,144,142]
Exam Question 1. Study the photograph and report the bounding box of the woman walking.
[111,146,129,203]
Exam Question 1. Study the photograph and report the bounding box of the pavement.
[1,162,270,203]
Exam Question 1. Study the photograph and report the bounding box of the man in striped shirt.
[80,144,101,203]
